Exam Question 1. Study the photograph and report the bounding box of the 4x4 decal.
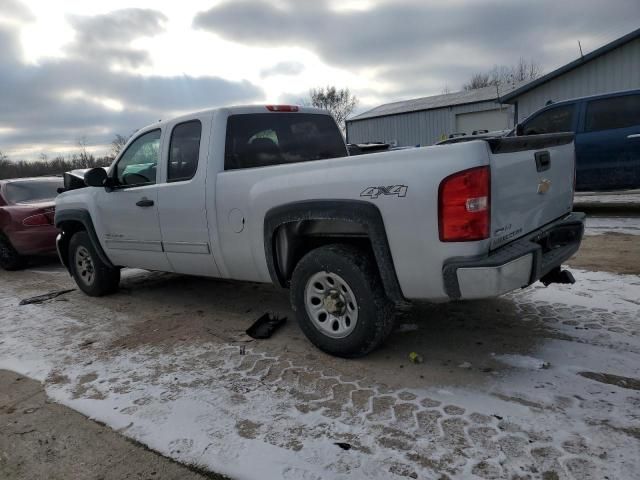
[360,185,408,199]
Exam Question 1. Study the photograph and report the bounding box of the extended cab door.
[575,93,640,190]
[156,114,221,276]
[94,129,172,271]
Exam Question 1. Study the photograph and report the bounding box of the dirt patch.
[0,370,224,479]
[567,233,640,275]
[578,371,640,391]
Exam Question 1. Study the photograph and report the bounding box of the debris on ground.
[408,352,423,364]
[334,442,352,451]
[78,339,95,349]
[458,362,472,369]
[245,313,287,339]
[19,289,76,306]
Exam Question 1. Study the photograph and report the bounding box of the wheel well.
[57,220,86,269]
[273,219,373,288]
[264,200,405,303]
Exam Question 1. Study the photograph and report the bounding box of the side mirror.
[515,123,524,136]
[84,168,108,187]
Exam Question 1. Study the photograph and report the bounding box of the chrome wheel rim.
[304,271,358,339]
[75,246,95,286]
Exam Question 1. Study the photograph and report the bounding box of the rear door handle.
[136,198,154,207]
[627,134,640,139]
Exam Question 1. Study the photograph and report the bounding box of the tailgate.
[487,133,575,250]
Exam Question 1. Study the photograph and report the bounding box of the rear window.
[4,179,62,204]
[585,94,640,132]
[523,104,575,135]
[224,113,347,170]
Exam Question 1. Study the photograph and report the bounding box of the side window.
[585,94,640,132]
[523,105,575,135]
[115,130,161,187]
[168,120,202,182]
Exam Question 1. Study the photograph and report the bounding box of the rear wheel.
[290,244,395,358]
[68,231,120,296]
[0,235,28,271]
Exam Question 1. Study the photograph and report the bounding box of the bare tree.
[77,136,93,166]
[463,59,543,91]
[463,72,492,90]
[110,134,129,158]
[441,85,452,95]
[309,86,358,132]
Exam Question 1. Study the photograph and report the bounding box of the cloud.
[195,0,640,91]
[0,0,35,22]
[0,10,264,159]
[260,61,305,78]
[67,8,168,67]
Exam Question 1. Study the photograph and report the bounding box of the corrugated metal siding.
[514,37,640,121]
[347,101,513,146]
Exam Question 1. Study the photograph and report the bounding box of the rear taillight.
[438,166,490,242]
[22,208,55,227]
[266,105,299,112]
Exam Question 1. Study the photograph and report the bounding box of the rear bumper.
[442,212,585,300]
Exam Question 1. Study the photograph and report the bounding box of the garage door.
[455,108,511,135]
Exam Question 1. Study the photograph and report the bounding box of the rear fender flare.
[264,200,405,303]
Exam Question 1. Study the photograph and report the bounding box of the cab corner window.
[523,105,575,135]
[115,129,161,187]
[168,120,202,182]
[224,113,347,170]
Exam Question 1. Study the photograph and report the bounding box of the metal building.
[346,86,516,147]
[502,28,640,123]
[347,28,640,147]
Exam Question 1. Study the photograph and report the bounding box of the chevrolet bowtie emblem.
[537,178,552,194]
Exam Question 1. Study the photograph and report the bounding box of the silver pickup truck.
[55,105,584,357]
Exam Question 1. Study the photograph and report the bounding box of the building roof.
[349,83,520,122]
[501,27,640,102]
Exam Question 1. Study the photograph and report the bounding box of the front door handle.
[136,198,154,207]
[534,150,551,172]
[627,134,640,139]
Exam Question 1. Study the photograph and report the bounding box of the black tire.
[290,244,395,358]
[0,234,28,271]
[68,231,120,296]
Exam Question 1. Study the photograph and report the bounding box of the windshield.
[4,179,62,204]
[224,113,347,170]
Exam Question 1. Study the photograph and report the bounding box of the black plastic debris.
[19,289,75,306]
[334,442,352,451]
[246,313,287,339]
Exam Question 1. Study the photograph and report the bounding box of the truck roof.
[139,105,332,134]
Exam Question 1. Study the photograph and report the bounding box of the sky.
[1,0,639,160]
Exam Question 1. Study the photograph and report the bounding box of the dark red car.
[0,177,63,270]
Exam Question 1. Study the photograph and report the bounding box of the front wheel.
[290,244,395,358]
[68,231,120,296]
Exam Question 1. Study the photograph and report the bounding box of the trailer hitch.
[540,267,576,287]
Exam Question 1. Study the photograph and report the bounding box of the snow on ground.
[574,190,640,205]
[1,268,639,479]
[584,216,640,236]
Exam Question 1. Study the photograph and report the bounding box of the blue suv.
[520,90,640,191]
